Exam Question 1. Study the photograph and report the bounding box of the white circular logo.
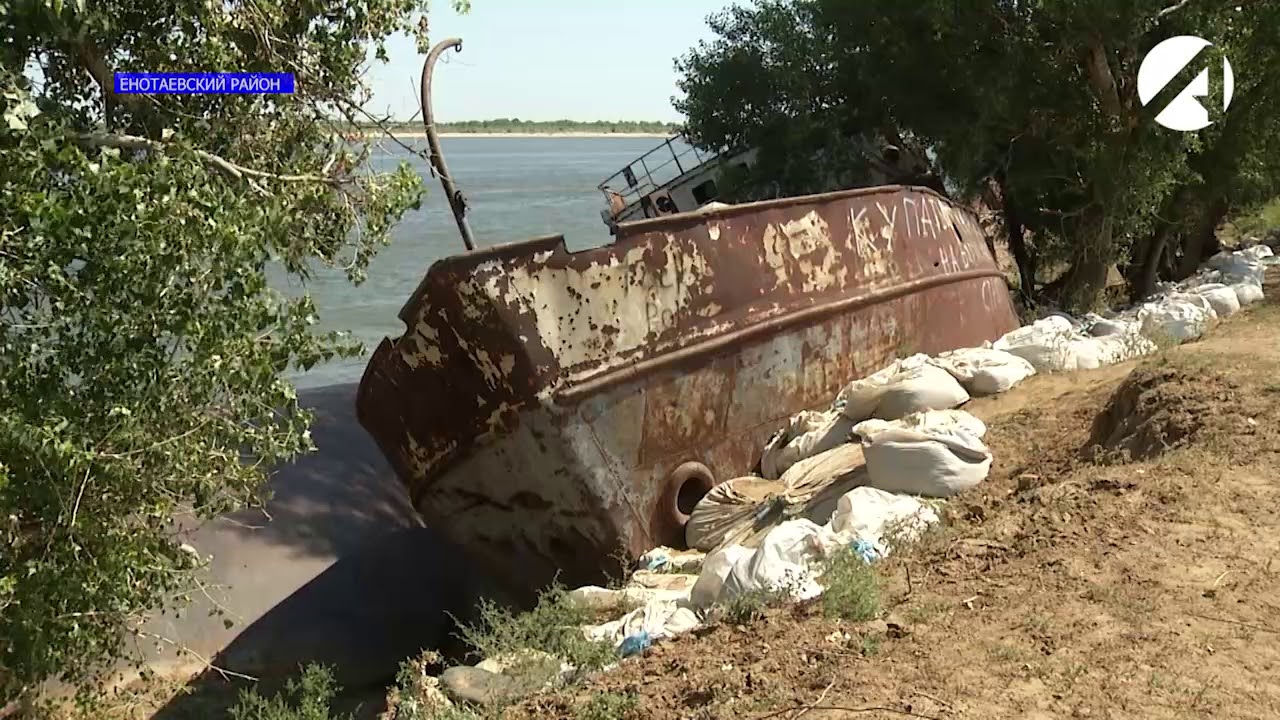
[1137,35,1234,132]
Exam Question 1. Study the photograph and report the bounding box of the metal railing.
[598,133,718,207]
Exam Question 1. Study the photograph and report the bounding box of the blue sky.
[360,0,734,122]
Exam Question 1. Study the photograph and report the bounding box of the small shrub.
[820,548,880,621]
[575,691,638,720]
[229,664,349,720]
[860,634,882,657]
[720,587,787,625]
[455,583,615,672]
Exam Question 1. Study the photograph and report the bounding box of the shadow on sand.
[121,383,521,718]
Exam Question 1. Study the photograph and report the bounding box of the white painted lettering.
[902,197,918,237]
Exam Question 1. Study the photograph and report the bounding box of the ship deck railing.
[597,133,722,206]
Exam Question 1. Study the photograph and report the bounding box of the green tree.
[677,0,1280,311]
[0,0,466,704]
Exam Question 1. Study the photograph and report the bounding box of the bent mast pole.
[421,37,476,252]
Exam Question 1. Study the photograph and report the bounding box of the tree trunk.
[1127,186,1192,302]
[996,172,1037,305]
[1175,196,1228,279]
[1060,207,1115,313]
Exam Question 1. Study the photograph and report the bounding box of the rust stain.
[355,185,1021,591]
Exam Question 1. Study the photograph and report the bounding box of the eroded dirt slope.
[516,273,1280,720]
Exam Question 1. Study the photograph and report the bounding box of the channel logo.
[1137,35,1234,132]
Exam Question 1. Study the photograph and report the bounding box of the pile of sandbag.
[565,244,1274,664]
[991,315,1157,373]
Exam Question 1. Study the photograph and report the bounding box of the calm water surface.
[281,136,663,389]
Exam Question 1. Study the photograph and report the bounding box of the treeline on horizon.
[362,118,681,133]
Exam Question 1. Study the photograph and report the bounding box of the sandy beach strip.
[361,130,672,139]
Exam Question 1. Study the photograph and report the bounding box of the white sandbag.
[1232,281,1264,305]
[870,363,970,420]
[827,486,940,558]
[834,353,932,421]
[1178,269,1223,290]
[759,410,834,479]
[1168,292,1220,318]
[760,411,855,479]
[720,520,839,605]
[1044,311,1085,329]
[689,445,866,552]
[1085,312,1139,337]
[638,546,705,573]
[1192,283,1242,317]
[776,443,866,495]
[1206,252,1265,284]
[627,571,699,598]
[583,600,701,646]
[993,316,1078,372]
[568,573,698,611]
[1066,333,1157,370]
[929,347,1036,395]
[690,544,753,609]
[685,477,783,552]
[1138,299,1215,343]
[861,427,992,497]
[853,409,987,441]
[1241,244,1274,261]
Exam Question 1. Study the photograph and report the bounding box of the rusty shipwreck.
[355,41,1021,593]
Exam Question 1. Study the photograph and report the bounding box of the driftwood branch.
[1157,0,1197,18]
[78,133,344,185]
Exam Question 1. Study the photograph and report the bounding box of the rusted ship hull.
[356,185,1019,592]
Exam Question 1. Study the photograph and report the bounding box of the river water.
[279,135,664,389]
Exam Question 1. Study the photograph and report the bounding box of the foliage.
[455,583,615,672]
[574,692,638,720]
[229,664,350,720]
[676,0,1280,310]
[1224,197,1280,244]
[819,547,879,622]
[0,0,463,701]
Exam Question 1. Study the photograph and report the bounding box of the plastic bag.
[861,427,992,497]
[928,347,1036,396]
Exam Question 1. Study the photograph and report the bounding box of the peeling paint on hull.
[356,185,1019,591]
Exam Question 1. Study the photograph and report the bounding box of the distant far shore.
[364,130,671,139]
